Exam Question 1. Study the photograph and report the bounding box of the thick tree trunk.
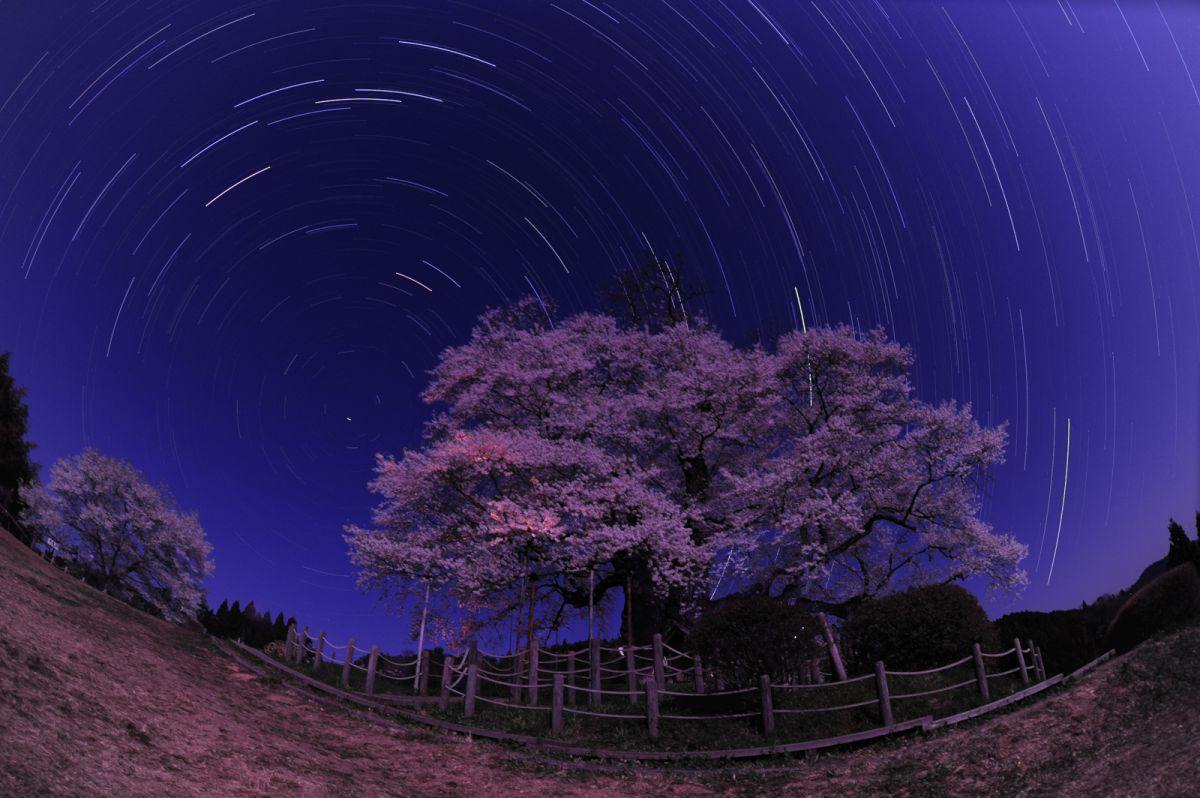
[626,559,682,644]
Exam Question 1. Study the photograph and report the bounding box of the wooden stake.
[652,633,665,694]
[589,638,601,707]
[464,663,478,718]
[438,656,452,711]
[551,673,564,736]
[874,661,893,727]
[341,639,355,688]
[1014,637,1030,686]
[760,675,775,739]
[365,644,380,695]
[528,639,540,705]
[972,642,990,702]
[645,678,660,740]
[819,613,848,682]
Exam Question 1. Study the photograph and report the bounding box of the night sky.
[1,0,1197,652]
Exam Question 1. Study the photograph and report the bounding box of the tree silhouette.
[0,353,39,546]
[1167,518,1196,569]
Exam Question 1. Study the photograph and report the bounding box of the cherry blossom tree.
[347,299,1026,642]
[721,327,1028,615]
[20,449,213,623]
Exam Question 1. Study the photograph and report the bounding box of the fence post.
[439,656,453,711]
[1034,644,1047,681]
[468,639,478,669]
[464,662,478,718]
[528,639,540,705]
[314,631,326,671]
[566,650,577,707]
[341,639,355,689]
[285,623,296,661]
[365,644,380,695]
[1014,637,1030,686]
[551,673,564,736]
[589,638,601,707]
[1027,639,1042,681]
[760,675,775,739]
[819,613,848,682]
[626,646,639,705]
[510,651,523,704]
[418,650,431,695]
[645,678,659,740]
[972,642,990,702]
[652,634,665,693]
[874,661,894,727]
[299,626,310,665]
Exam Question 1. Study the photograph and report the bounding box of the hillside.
[2,528,1199,797]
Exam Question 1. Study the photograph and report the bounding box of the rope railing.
[774,671,875,688]
[890,677,977,701]
[268,622,1049,748]
[474,694,552,712]
[560,705,643,720]
[660,710,760,721]
[773,697,880,714]
[886,655,974,677]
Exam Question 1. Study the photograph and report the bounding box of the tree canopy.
[347,300,1026,643]
[21,449,213,623]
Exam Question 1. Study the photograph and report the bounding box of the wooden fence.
[279,623,1049,744]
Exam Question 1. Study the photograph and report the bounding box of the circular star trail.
[1,1,1196,647]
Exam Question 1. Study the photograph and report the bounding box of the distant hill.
[1129,554,1172,594]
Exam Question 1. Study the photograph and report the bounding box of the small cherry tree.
[21,449,213,623]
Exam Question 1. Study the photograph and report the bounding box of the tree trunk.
[626,559,682,645]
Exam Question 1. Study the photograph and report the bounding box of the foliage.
[688,596,821,685]
[347,301,1025,642]
[199,597,292,648]
[841,583,998,671]
[0,352,39,546]
[1166,517,1198,569]
[1105,562,1200,654]
[19,448,213,623]
[994,608,1098,676]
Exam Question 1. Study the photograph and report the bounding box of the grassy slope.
[2,526,1198,797]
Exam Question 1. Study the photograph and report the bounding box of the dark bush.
[995,608,1097,676]
[1105,562,1200,654]
[689,596,821,686]
[842,583,998,672]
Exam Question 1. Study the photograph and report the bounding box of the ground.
[2,529,1198,797]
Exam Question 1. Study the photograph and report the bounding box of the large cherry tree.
[347,300,1026,643]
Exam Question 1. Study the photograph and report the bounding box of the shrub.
[1105,562,1200,654]
[689,596,821,686]
[994,609,1097,676]
[842,583,998,672]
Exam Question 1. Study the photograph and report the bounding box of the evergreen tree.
[229,601,243,640]
[215,600,230,637]
[273,612,287,640]
[0,352,39,546]
[1167,518,1196,568]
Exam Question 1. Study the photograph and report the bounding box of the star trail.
[1,0,1197,649]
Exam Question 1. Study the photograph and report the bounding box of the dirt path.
[2,529,1198,797]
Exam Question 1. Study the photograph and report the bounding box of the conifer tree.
[215,600,230,636]
[0,353,39,546]
[1166,518,1196,568]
